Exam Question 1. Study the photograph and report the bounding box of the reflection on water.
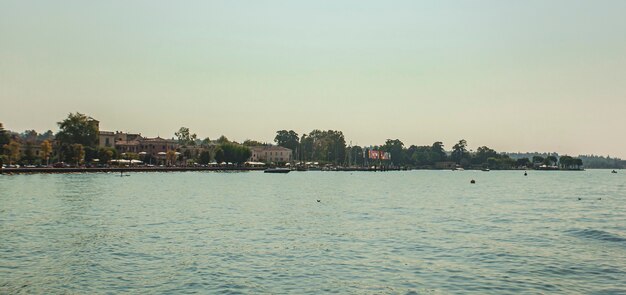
[1,170,625,293]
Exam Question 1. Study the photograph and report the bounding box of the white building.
[249,146,292,163]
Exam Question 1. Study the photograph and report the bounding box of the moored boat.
[264,168,291,174]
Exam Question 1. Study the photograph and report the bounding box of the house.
[138,137,179,158]
[249,146,292,163]
[98,131,116,148]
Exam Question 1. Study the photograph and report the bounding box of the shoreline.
[0,167,586,174]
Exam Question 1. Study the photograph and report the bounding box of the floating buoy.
[578,197,582,201]
[470,179,476,184]
[524,171,528,176]
[316,199,321,203]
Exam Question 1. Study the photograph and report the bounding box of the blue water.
[1,170,625,294]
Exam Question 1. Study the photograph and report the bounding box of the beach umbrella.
[138,152,147,155]
[157,152,166,155]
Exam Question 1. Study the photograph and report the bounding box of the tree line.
[272,130,585,170]
[1,113,591,169]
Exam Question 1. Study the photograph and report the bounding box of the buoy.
[578,197,582,200]
[470,179,476,184]
[316,200,321,203]
[524,171,527,176]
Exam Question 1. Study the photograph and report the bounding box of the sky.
[1,1,625,157]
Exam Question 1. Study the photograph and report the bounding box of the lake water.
[1,170,625,294]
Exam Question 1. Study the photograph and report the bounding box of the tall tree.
[382,139,405,166]
[431,141,447,162]
[559,155,572,169]
[3,140,21,165]
[175,127,197,146]
[219,142,252,165]
[70,144,85,166]
[274,130,299,151]
[198,150,212,164]
[545,155,558,166]
[473,146,497,164]
[98,147,115,164]
[166,150,177,166]
[56,113,99,147]
[217,135,230,144]
[515,158,531,168]
[21,130,38,142]
[451,139,468,164]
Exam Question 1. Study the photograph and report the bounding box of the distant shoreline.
[0,167,589,174]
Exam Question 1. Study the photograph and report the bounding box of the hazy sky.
[1,1,625,157]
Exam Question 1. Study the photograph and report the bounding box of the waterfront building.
[139,137,179,158]
[98,131,116,148]
[249,146,293,163]
[115,140,142,154]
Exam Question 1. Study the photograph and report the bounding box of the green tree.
[217,135,230,144]
[21,130,38,142]
[410,145,435,166]
[98,147,116,164]
[559,155,574,169]
[3,140,21,165]
[56,112,99,147]
[198,150,211,164]
[430,141,447,163]
[243,139,266,147]
[38,130,54,141]
[574,158,583,169]
[545,155,558,166]
[175,127,197,146]
[382,139,406,166]
[22,143,36,165]
[515,157,531,168]
[346,145,364,166]
[451,139,468,164]
[305,130,346,164]
[274,130,299,151]
[214,146,225,164]
[166,150,178,166]
[532,156,545,165]
[219,142,252,165]
[473,146,497,165]
[299,134,313,161]
[487,157,499,169]
[70,144,85,166]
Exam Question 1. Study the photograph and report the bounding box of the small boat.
[264,168,291,174]
[481,168,490,172]
[612,170,618,174]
